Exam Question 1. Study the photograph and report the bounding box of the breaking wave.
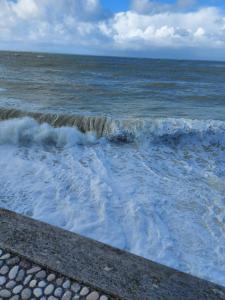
[1,109,225,287]
[0,108,225,147]
[0,117,96,147]
[0,108,107,137]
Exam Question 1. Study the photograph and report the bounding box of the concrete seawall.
[0,208,225,300]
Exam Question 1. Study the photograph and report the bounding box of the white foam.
[0,117,97,146]
[0,117,225,287]
[106,117,225,146]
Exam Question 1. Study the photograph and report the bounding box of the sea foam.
[0,116,225,287]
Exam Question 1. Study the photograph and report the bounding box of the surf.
[1,108,225,147]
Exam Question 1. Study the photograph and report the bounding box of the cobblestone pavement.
[0,248,115,300]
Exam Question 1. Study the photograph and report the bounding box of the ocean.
[0,51,225,286]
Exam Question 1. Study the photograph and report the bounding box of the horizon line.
[0,48,225,64]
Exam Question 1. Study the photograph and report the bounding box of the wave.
[107,119,225,149]
[0,117,96,147]
[0,108,107,137]
[0,107,225,147]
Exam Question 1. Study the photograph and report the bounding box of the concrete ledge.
[0,208,225,300]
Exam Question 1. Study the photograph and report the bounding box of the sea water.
[0,51,225,286]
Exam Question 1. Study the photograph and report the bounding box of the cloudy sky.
[0,0,225,60]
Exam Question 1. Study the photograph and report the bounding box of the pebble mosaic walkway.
[0,248,115,300]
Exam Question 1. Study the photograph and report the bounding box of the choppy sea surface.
[0,51,225,286]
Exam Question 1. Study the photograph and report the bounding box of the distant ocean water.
[0,51,225,286]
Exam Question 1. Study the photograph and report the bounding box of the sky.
[0,0,225,60]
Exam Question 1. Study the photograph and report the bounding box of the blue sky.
[102,0,225,12]
[101,0,130,12]
[0,0,225,60]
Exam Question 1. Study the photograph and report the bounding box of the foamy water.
[0,51,225,287]
[0,116,225,286]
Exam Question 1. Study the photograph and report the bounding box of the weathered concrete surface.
[0,208,225,300]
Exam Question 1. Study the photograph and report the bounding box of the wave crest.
[0,117,96,147]
[0,108,107,137]
[0,108,225,146]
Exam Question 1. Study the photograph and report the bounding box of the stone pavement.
[1,208,225,300]
[0,247,113,300]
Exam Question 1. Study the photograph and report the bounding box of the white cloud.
[0,0,106,45]
[131,0,154,14]
[12,0,40,19]
[102,8,225,49]
[0,0,225,60]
